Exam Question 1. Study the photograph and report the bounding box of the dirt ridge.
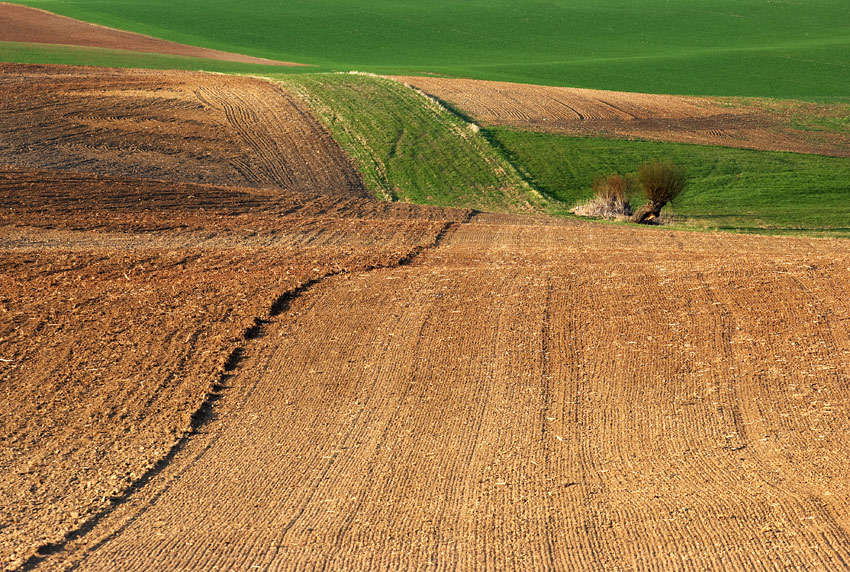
[12,277,331,571]
[0,162,469,569]
[0,64,368,197]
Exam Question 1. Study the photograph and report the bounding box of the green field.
[277,73,549,213]
[272,74,850,236]
[9,0,850,98]
[491,129,850,237]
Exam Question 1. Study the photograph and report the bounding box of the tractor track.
[4,63,850,571]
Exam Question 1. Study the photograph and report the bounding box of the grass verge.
[491,128,850,237]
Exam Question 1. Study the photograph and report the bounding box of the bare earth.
[22,211,850,571]
[394,76,850,158]
[4,64,850,570]
[0,2,301,66]
[0,166,465,569]
[0,64,365,197]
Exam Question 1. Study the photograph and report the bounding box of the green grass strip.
[491,128,850,237]
[7,0,850,98]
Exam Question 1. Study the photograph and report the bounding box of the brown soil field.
[21,211,850,571]
[0,64,367,197]
[0,166,467,569]
[394,76,850,158]
[0,2,301,66]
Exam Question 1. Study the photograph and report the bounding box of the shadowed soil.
[0,64,367,197]
[0,2,301,66]
[394,76,850,158]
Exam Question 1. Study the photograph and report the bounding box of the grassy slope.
[275,74,549,213]
[491,129,850,237]
[8,0,850,98]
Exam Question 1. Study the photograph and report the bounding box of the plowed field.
[17,207,850,570]
[5,64,850,571]
[0,3,299,67]
[0,166,467,568]
[394,76,850,158]
[0,64,366,196]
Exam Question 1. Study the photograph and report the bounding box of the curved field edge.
[0,3,302,67]
[5,0,850,98]
[275,73,555,213]
[491,128,850,238]
[393,76,850,159]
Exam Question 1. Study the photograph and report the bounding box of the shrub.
[631,162,687,224]
[571,173,635,220]
[638,161,687,204]
[593,173,635,207]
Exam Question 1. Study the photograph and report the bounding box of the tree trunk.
[630,201,665,224]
